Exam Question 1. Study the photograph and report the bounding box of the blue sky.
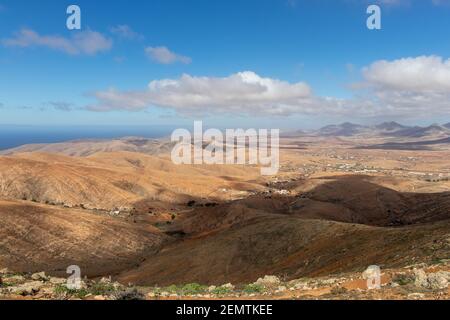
[1,0,450,130]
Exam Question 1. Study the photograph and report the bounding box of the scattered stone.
[427,272,449,290]
[5,275,25,284]
[160,291,170,297]
[277,286,287,292]
[255,275,281,287]
[9,281,45,296]
[112,288,144,300]
[49,277,66,285]
[31,272,48,281]
[208,285,217,292]
[407,293,425,300]
[414,269,429,288]
[414,269,449,290]
[221,283,235,290]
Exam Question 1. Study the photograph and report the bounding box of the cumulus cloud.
[2,28,112,55]
[362,56,450,93]
[110,25,143,40]
[353,55,450,118]
[87,71,313,115]
[87,56,450,119]
[145,46,192,64]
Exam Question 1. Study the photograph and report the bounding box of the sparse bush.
[330,286,348,295]
[54,284,89,299]
[243,284,264,294]
[392,274,415,286]
[112,288,144,300]
[212,286,232,295]
[180,283,207,295]
[89,281,116,296]
[165,284,180,293]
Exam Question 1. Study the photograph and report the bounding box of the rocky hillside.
[1,261,448,300]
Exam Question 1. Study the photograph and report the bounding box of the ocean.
[0,125,174,151]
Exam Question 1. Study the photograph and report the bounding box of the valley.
[0,122,449,299]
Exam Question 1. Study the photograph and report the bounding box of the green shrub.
[54,284,89,299]
[243,284,264,294]
[112,288,144,300]
[89,282,116,295]
[392,274,414,286]
[212,286,232,295]
[181,283,207,295]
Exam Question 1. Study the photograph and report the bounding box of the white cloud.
[145,46,192,64]
[2,28,112,55]
[86,56,450,120]
[362,56,450,93]
[354,55,450,118]
[87,71,313,115]
[110,25,143,40]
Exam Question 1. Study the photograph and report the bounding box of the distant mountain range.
[314,122,450,138]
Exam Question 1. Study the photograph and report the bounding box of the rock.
[0,268,9,275]
[9,281,45,296]
[414,269,449,290]
[221,283,235,290]
[293,282,310,290]
[427,272,449,290]
[255,275,281,287]
[147,292,156,298]
[49,277,66,285]
[5,275,25,284]
[99,276,113,284]
[414,269,428,288]
[208,285,217,292]
[112,288,145,300]
[390,282,400,288]
[94,295,106,300]
[320,278,338,286]
[277,286,287,292]
[31,272,48,281]
[408,293,425,300]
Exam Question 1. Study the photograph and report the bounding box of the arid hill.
[0,151,265,210]
[0,137,176,157]
[0,200,166,277]
[118,214,450,286]
[0,135,449,293]
[116,174,450,286]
